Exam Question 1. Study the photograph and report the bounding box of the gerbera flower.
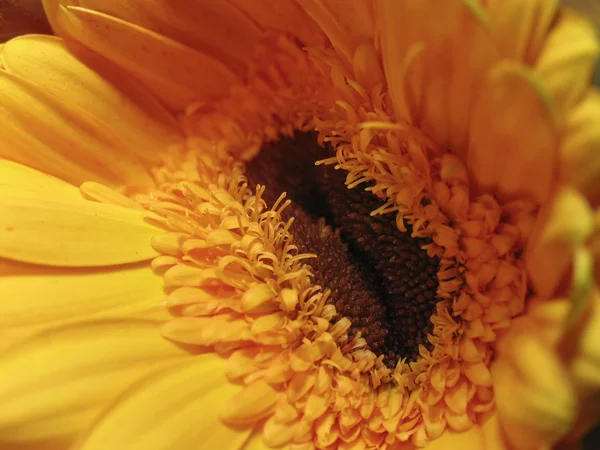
[1,1,599,449]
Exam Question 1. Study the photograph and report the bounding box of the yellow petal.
[0,320,190,442]
[55,5,238,110]
[0,160,83,202]
[0,259,169,349]
[378,0,498,156]
[1,35,183,167]
[570,292,600,394]
[536,9,599,117]
[561,88,600,206]
[0,188,161,267]
[526,187,594,298]
[0,70,153,187]
[76,357,251,450]
[468,62,558,203]
[488,0,559,63]
[73,0,263,74]
[493,332,576,449]
[229,0,325,47]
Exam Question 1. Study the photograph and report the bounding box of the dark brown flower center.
[245,132,440,366]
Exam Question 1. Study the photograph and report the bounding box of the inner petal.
[245,132,440,366]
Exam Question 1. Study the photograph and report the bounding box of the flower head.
[1,1,600,449]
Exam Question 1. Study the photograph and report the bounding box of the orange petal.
[55,5,238,110]
[297,0,374,64]
[0,187,161,267]
[0,320,190,442]
[0,70,153,187]
[1,35,183,167]
[229,0,325,47]
[468,62,558,204]
[378,0,498,156]
[76,356,251,450]
[487,0,559,63]
[72,0,263,74]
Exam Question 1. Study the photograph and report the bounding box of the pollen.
[245,132,441,366]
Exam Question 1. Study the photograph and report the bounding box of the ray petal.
[228,0,325,47]
[73,0,263,74]
[1,35,183,167]
[0,187,161,267]
[536,9,600,117]
[0,160,83,201]
[378,0,499,155]
[0,320,190,442]
[0,259,170,349]
[487,0,559,63]
[76,357,251,450]
[0,70,153,187]
[468,62,558,203]
[561,89,600,206]
[55,5,238,110]
[296,0,374,65]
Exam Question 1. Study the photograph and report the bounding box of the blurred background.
[0,0,598,449]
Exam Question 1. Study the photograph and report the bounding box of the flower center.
[245,132,441,366]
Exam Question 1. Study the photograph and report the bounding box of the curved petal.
[377,0,499,156]
[0,160,83,201]
[228,0,325,47]
[493,332,577,449]
[296,0,375,65]
[561,89,600,206]
[536,9,599,117]
[487,0,559,63]
[73,0,263,74]
[76,357,251,450]
[0,70,153,187]
[1,35,184,167]
[55,5,238,110]
[525,187,594,298]
[468,62,558,204]
[0,186,161,267]
[0,258,170,350]
[0,320,191,442]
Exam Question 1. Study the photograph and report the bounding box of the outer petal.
[536,9,599,117]
[0,320,191,442]
[1,35,184,167]
[0,70,153,187]
[72,0,263,74]
[0,185,161,267]
[525,187,594,298]
[228,0,325,47]
[0,259,169,349]
[561,89,600,206]
[296,0,374,65]
[76,357,251,450]
[487,0,559,63]
[55,5,238,110]
[378,0,499,156]
[493,331,577,449]
[0,159,84,202]
[467,62,558,203]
